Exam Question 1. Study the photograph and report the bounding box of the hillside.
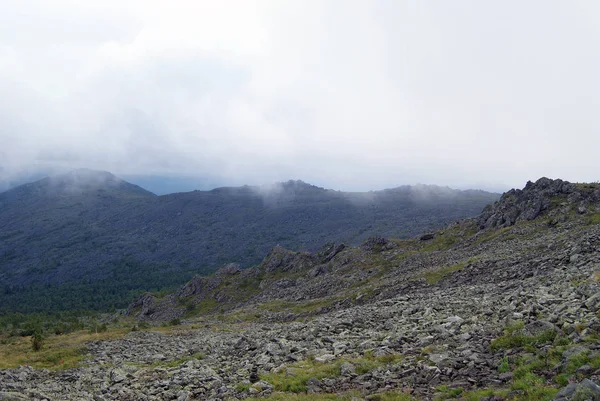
[1,177,599,400]
[128,177,600,323]
[0,170,499,313]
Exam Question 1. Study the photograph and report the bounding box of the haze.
[1,0,599,193]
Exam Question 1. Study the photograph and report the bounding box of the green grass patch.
[435,386,510,401]
[497,355,510,373]
[421,234,459,252]
[235,382,251,392]
[245,391,415,401]
[261,353,402,393]
[246,394,355,401]
[553,373,569,386]
[511,372,558,400]
[454,331,600,401]
[366,392,416,401]
[473,226,512,246]
[262,359,341,393]
[0,328,130,369]
[585,212,600,225]
[437,382,555,401]
[460,389,509,401]
[490,321,556,351]
[193,298,219,315]
[257,298,338,315]
[434,385,464,399]
[422,262,466,285]
[419,222,479,253]
[220,309,263,323]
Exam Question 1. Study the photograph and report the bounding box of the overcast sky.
[1,0,599,192]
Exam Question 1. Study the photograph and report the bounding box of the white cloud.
[1,0,600,192]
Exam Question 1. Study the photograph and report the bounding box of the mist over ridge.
[0,168,499,313]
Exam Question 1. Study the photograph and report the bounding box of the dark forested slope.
[0,169,499,312]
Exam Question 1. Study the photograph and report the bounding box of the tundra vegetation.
[1,177,600,400]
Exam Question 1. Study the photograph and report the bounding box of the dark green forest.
[0,170,499,314]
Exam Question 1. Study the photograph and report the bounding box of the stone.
[585,293,600,310]
[553,379,600,401]
[340,362,356,376]
[459,332,472,341]
[577,365,595,375]
[446,316,464,324]
[249,366,259,384]
[109,369,127,384]
[429,353,449,365]
[518,320,556,337]
[216,263,242,276]
[0,393,29,401]
[314,354,336,363]
[563,346,589,362]
[6,177,600,401]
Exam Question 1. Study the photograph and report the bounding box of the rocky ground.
[2,178,600,401]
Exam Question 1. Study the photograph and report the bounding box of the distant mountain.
[119,174,224,195]
[0,169,499,313]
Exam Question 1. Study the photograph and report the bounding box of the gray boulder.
[553,379,600,401]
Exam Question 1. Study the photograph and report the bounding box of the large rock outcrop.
[478,177,600,229]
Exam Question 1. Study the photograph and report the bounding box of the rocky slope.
[0,169,498,314]
[2,177,600,400]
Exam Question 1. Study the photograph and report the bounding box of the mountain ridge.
[0,169,500,313]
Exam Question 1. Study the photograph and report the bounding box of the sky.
[1,0,600,193]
